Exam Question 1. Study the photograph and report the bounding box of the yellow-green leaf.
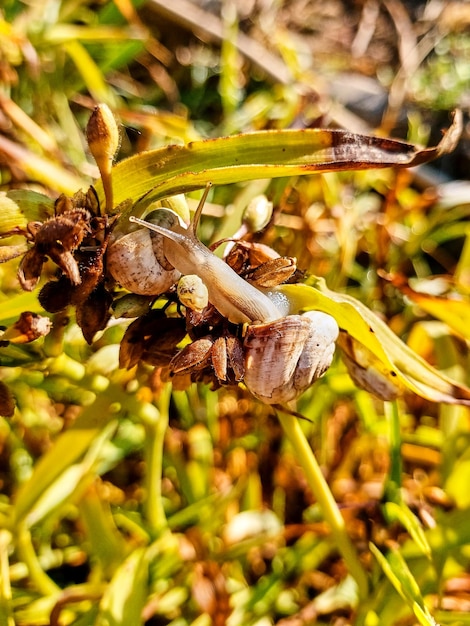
[370,543,437,626]
[99,111,462,209]
[277,281,470,406]
[95,547,149,626]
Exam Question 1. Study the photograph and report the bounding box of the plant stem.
[385,400,402,489]
[0,530,15,626]
[143,384,172,535]
[16,526,59,597]
[277,410,369,600]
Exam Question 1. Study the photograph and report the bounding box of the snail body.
[129,187,283,324]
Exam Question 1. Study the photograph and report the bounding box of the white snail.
[129,186,283,324]
[243,311,339,404]
[127,186,339,404]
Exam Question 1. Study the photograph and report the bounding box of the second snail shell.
[107,227,180,296]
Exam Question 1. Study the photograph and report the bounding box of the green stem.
[0,530,15,626]
[16,526,59,597]
[385,400,402,490]
[143,384,172,535]
[277,410,369,600]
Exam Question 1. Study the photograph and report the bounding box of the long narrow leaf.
[370,543,437,626]
[277,281,470,406]
[99,111,462,208]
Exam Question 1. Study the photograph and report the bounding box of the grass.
[1,1,470,625]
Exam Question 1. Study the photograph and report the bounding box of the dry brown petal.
[245,256,297,288]
[226,335,245,382]
[225,240,280,275]
[48,250,81,285]
[170,337,213,375]
[142,318,187,366]
[54,193,74,215]
[75,284,112,344]
[211,336,228,382]
[18,248,45,291]
[119,311,186,369]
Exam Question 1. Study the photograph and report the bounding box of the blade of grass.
[142,384,171,535]
[370,543,437,626]
[277,410,369,600]
[0,530,14,626]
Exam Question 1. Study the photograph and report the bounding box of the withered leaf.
[103,111,462,207]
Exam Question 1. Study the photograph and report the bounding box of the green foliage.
[2,1,470,625]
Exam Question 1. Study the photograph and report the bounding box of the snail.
[128,185,285,325]
[243,311,339,404]
[125,186,340,404]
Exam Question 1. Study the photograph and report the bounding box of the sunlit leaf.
[0,136,85,195]
[0,190,54,233]
[370,542,437,626]
[95,547,149,626]
[390,277,470,340]
[19,421,117,528]
[98,111,462,209]
[277,281,470,406]
[12,395,116,526]
[383,501,431,557]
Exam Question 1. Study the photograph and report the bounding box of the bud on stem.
[86,104,120,213]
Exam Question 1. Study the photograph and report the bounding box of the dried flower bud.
[1,311,51,343]
[86,104,120,166]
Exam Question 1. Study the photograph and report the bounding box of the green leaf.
[12,394,115,526]
[18,420,117,528]
[95,547,149,626]
[98,111,462,209]
[276,281,470,406]
[383,501,431,558]
[370,543,437,626]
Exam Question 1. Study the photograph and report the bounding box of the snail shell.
[243,310,339,404]
[107,226,180,295]
[107,210,182,296]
